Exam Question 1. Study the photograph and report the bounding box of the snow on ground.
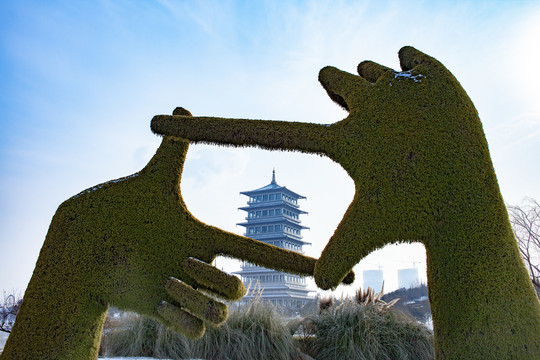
[0,332,8,351]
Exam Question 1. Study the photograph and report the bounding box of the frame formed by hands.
[2,108,353,360]
[152,48,540,359]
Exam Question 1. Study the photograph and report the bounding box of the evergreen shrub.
[151,47,540,359]
[2,108,344,360]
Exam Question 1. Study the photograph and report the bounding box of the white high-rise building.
[398,268,419,289]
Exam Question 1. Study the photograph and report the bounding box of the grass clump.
[195,300,302,360]
[101,313,191,358]
[306,299,433,360]
[102,292,434,360]
[101,300,303,360]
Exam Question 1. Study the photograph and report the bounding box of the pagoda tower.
[236,170,313,307]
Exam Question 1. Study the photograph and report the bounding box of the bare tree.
[1,291,22,333]
[508,198,540,292]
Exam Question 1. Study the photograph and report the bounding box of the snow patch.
[393,70,424,83]
[0,331,9,351]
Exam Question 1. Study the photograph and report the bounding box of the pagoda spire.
[271,168,276,184]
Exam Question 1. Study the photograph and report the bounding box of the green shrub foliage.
[151,48,540,359]
[1,108,342,360]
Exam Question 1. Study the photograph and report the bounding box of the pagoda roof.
[240,170,306,199]
[238,203,307,214]
[237,219,310,230]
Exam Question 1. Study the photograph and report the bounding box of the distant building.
[398,268,420,289]
[363,270,384,292]
[236,170,313,307]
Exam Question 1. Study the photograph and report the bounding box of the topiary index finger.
[182,257,246,301]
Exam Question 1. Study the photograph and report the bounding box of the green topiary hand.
[151,48,540,359]
[2,108,353,360]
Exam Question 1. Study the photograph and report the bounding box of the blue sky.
[1,0,540,295]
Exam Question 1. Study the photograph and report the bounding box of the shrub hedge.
[151,47,540,359]
[1,108,348,359]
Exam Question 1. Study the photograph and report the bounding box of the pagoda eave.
[238,204,308,214]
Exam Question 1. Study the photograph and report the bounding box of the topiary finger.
[318,66,370,111]
[157,300,205,340]
[357,60,394,83]
[183,257,246,301]
[164,277,229,325]
[398,45,436,71]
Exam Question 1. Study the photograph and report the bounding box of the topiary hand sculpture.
[2,108,353,360]
[151,48,540,359]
